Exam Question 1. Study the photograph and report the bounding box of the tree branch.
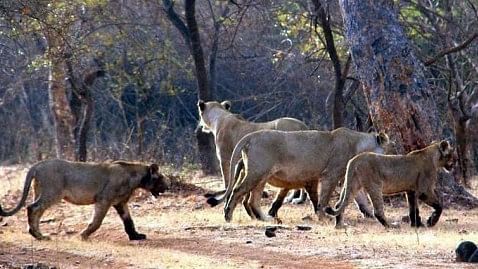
[425,32,478,66]
[162,0,191,49]
[312,0,345,128]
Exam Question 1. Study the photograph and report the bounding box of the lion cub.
[0,159,168,241]
[326,140,455,228]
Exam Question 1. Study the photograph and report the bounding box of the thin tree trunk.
[185,0,218,175]
[66,58,104,162]
[46,31,75,160]
[339,0,478,207]
[78,70,104,161]
[312,0,346,129]
[208,19,220,99]
[77,95,93,161]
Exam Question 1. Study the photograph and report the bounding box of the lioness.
[198,100,308,203]
[222,127,389,222]
[0,159,168,241]
[325,140,454,228]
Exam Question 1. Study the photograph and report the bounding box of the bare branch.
[162,0,191,48]
[425,32,478,66]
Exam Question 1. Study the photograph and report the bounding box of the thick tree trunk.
[185,0,218,175]
[185,0,210,100]
[339,0,478,207]
[46,32,75,160]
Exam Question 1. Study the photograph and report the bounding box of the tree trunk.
[184,0,218,175]
[450,103,470,186]
[339,0,478,207]
[46,31,75,160]
[77,93,93,162]
[312,0,346,129]
[66,55,104,162]
[75,70,104,162]
[185,0,210,100]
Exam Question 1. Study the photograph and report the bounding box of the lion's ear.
[439,140,451,153]
[221,100,231,110]
[198,100,206,112]
[376,132,389,146]
[150,163,159,174]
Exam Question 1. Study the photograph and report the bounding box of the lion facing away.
[198,100,308,203]
[222,127,390,222]
[0,159,168,241]
[325,140,455,228]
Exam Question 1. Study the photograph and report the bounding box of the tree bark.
[312,0,346,129]
[184,0,218,174]
[77,70,104,161]
[185,0,210,100]
[416,0,471,186]
[339,0,478,207]
[46,31,75,160]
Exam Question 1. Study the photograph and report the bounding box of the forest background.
[0,0,477,198]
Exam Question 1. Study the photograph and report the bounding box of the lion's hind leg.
[285,189,307,204]
[418,192,442,227]
[354,190,374,218]
[114,202,146,240]
[248,181,273,222]
[27,187,61,240]
[291,189,308,204]
[27,200,51,240]
[242,192,255,219]
[367,186,390,228]
[224,172,266,222]
[80,202,110,240]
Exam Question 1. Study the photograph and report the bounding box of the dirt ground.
[0,165,477,269]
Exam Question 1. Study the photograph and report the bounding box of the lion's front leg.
[114,202,146,240]
[406,191,423,227]
[304,181,319,215]
[218,149,231,190]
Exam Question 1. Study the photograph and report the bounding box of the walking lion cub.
[325,140,455,228]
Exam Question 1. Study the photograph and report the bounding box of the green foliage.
[399,5,432,46]
[273,3,349,63]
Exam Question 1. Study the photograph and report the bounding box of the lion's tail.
[325,158,357,217]
[0,166,36,216]
[207,134,250,207]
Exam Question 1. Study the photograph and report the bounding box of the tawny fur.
[0,159,167,241]
[327,140,454,228]
[198,100,308,204]
[222,127,390,222]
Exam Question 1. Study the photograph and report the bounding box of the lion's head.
[141,164,169,197]
[197,100,232,133]
[437,140,455,172]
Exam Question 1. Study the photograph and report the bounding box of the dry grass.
[1,165,478,268]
